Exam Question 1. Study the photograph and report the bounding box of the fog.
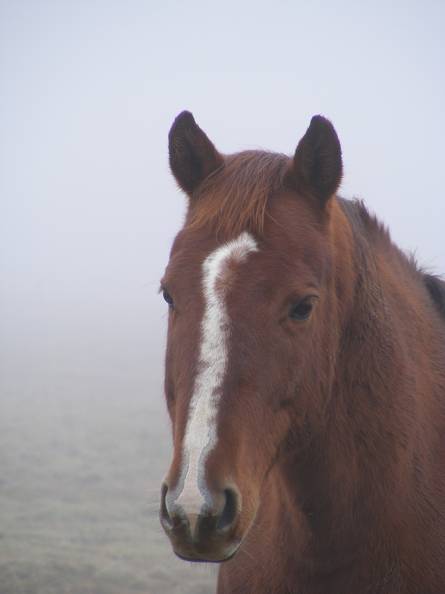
[1,1,444,592]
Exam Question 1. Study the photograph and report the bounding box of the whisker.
[240,545,255,563]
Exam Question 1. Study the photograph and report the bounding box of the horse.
[158,111,445,594]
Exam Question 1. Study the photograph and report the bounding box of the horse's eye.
[289,297,315,321]
[162,289,174,308]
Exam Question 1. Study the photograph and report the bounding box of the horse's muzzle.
[159,482,241,562]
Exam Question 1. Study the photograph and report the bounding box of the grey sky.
[1,0,444,380]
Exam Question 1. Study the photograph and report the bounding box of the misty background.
[1,1,444,593]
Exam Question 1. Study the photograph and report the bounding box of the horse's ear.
[168,111,224,195]
[292,115,342,207]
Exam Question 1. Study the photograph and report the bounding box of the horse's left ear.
[292,115,342,207]
[168,111,224,196]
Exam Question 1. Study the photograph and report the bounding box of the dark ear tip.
[307,115,341,155]
[309,114,335,132]
[170,110,196,135]
[310,114,326,124]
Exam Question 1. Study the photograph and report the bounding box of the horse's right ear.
[291,115,342,208]
[168,111,224,195]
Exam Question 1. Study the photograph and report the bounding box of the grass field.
[0,317,216,594]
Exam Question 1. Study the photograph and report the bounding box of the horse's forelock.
[186,151,290,237]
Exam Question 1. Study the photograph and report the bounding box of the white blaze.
[173,231,258,516]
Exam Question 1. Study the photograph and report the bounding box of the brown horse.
[159,111,445,594]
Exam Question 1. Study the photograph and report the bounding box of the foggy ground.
[0,303,216,594]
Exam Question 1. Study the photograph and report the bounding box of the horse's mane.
[424,274,445,319]
[340,198,445,321]
[187,151,289,236]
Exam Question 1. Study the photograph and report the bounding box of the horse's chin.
[172,541,241,564]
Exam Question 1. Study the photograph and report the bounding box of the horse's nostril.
[160,483,173,530]
[216,488,239,533]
